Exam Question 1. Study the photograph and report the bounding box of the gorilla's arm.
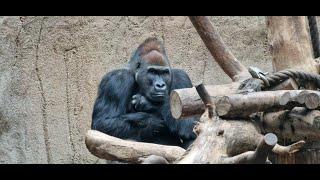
[166,69,198,148]
[91,69,165,142]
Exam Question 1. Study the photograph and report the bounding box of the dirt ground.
[0,16,296,163]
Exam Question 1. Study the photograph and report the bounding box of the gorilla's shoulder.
[171,68,193,89]
[98,68,135,92]
[101,69,134,82]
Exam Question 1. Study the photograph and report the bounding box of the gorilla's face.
[136,65,171,103]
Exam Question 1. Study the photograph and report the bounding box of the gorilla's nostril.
[156,83,165,88]
[155,83,166,90]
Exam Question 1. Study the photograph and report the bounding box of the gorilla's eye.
[136,62,141,69]
[148,68,157,74]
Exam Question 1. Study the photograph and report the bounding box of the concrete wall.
[0,16,272,163]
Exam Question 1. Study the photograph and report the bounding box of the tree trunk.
[266,16,320,164]
[266,16,318,73]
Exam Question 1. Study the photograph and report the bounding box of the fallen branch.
[222,133,277,164]
[85,130,185,163]
[272,141,306,155]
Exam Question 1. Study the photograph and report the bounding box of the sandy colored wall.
[0,16,273,163]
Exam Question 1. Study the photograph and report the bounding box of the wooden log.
[188,16,251,81]
[268,78,298,91]
[176,109,303,164]
[85,130,185,163]
[262,107,320,142]
[170,80,301,120]
[215,90,305,119]
[85,119,305,163]
[170,82,240,119]
[294,90,320,109]
[304,92,320,109]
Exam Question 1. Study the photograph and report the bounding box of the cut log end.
[264,133,278,146]
[215,96,231,116]
[305,93,320,109]
[170,91,183,119]
[279,92,291,106]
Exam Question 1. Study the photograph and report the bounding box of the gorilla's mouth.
[150,93,166,101]
[151,93,165,98]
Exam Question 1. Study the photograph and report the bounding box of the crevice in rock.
[63,48,76,163]
[35,16,52,164]
[201,59,207,84]
[13,22,23,67]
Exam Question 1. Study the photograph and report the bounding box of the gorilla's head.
[129,38,172,103]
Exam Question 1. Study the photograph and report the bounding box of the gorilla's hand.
[125,112,166,139]
[131,94,157,112]
[142,117,167,138]
[178,119,197,141]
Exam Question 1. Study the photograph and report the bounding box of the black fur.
[92,38,197,149]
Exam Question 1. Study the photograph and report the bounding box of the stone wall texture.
[0,16,274,163]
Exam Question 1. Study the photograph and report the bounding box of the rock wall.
[0,16,272,163]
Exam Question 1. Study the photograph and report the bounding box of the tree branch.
[189,16,250,81]
[85,130,185,163]
[223,133,277,164]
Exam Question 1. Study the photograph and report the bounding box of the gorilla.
[91,37,197,149]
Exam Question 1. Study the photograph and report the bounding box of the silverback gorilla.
[91,37,197,149]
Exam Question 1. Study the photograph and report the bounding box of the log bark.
[215,90,305,119]
[261,107,320,142]
[85,130,185,163]
[307,16,320,58]
[189,16,250,81]
[268,78,298,91]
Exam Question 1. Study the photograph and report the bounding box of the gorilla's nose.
[155,82,166,91]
